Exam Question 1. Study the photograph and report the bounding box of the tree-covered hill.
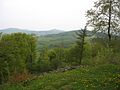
[37,30,107,50]
[0,28,65,36]
[37,31,77,50]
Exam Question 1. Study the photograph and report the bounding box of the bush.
[86,38,120,65]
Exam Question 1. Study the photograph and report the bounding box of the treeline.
[32,37,120,73]
[0,32,120,84]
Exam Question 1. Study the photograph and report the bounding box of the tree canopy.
[0,33,36,83]
[86,0,120,41]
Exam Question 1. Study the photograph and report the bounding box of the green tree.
[35,47,51,72]
[0,32,2,39]
[48,50,58,69]
[25,34,37,71]
[76,25,87,65]
[0,33,37,83]
[66,45,80,65]
[86,0,120,41]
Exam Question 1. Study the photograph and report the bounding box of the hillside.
[37,30,107,50]
[1,64,120,90]
[38,31,77,50]
[0,28,108,51]
[0,28,64,36]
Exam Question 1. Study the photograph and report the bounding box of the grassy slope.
[1,64,120,90]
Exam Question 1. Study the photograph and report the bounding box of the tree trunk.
[79,26,87,65]
[108,0,112,41]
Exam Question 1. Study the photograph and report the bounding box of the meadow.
[0,64,120,90]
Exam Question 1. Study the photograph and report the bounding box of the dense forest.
[0,0,120,89]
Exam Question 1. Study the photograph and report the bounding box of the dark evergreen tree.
[76,25,87,65]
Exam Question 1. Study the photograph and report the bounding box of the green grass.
[1,64,120,90]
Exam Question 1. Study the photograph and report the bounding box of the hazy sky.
[0,0,96,31]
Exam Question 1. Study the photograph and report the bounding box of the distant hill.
[0,28,108,50]
[0,28,65,36]
[37,30,108,50]
[38,31,76,50]
[36,29,65,36]
[0,28,31,34]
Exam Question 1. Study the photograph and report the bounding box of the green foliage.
[32,48,52,73]
[83,38,120,65]
[86,0,120,40]
[76,26,87,65]
[1,64,120,90]
[32,47,67,73]
[37,31,77,51]
[48,49,61,69]
[0,33,37,83]
[65,45,80,65]
[0,30,120,89]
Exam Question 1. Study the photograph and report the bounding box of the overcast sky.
[0,0,96,31]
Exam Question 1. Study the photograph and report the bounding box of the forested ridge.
[0,0,120,89]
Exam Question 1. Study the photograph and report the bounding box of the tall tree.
[0,32,2,40]
[86,0,120,41]
[76,24,87,65]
